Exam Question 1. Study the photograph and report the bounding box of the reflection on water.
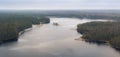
[0,17,119,57]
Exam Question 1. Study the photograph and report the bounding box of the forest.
[77,22,120,49]
[0,14,50,43]
[2,10,120,20]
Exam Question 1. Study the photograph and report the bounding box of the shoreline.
[0,24,46,44]
[0,27,32,44]
[77,21,120,50]
[77,30,120,50]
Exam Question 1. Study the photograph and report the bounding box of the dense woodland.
[77,22,120,49]
[0,14,50,43]
[2,10,120,20]
[22,10,120,20]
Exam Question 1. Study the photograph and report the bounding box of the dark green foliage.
[0,14,50,43]
[77,22,120,48]
[0,23,18,43]
[37,17,50,24]
[110,37,120,49]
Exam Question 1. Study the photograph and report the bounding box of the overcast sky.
[0,0,120,10]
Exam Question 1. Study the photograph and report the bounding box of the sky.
[0,0,120,10]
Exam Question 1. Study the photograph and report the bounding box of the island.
[77,21,120,49]
[53,22,59,26]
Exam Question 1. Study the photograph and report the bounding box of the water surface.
[0,17,120,57]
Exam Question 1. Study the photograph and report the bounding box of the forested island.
[0,14,50,44]
[77,22,120,49]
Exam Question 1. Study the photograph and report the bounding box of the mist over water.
[0,17,119,57]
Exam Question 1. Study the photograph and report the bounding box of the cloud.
[0,0,120,10]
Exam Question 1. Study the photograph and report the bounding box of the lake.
[0,17,120,57]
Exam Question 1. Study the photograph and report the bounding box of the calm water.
[0,17,120,57]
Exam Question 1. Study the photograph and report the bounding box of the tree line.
[77,22,120,49]
[0,14,50,43]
